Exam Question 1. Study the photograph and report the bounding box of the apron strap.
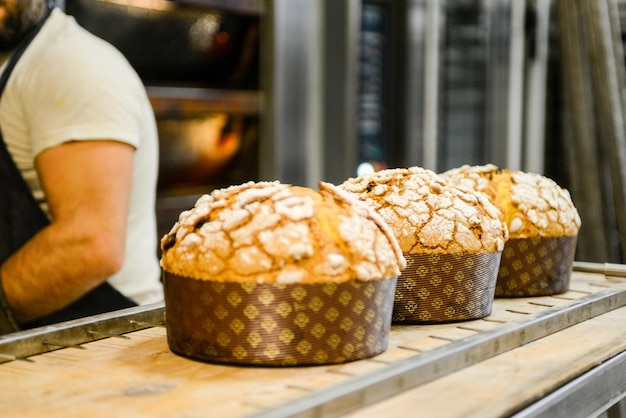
[0,7,53,265]
[0,6,53,335]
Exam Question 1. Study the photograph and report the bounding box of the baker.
[0,0,163,335]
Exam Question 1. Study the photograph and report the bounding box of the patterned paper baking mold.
[495,235,577,297]
[392,252,501,324]
[163,272,397,366]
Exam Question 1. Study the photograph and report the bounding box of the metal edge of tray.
[146,86,262,115]
[572,260,626,277]
[250,280,626,418]
[176,0,264,15]
[0,302,165,363]
[510,348,626,418]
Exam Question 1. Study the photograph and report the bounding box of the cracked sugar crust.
[160,181,406,283]
[441,164,581,238]
[338,166,508,255]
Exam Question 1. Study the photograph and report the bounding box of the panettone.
[161,180,405,284]
[338,166,508,255]
[440,164,581,239]
[339,166,507,323]
[441,164,581,296]
[160,181,405,366]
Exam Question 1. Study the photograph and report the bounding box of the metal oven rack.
[1,262,626,417]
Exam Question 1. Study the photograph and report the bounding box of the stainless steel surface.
[0,303,165,364]
[177,0,264,14]
[505,0,526,171]
[484,0,518,169]
[422,0,443,171]
[264,0,323,187]
[403,0,426,168]
[523,0,551,174]
[321,0,360,184]
[250,281,626,418]
[573,261,626,277]
[511,349,626,418]
[147,86,261,115]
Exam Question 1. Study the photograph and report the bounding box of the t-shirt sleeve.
[18,30,146,156]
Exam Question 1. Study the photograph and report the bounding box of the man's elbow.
[88,233,126,278]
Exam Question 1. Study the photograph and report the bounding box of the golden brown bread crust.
[160,181,406,283]
[338,166,508,255]
[441,164,581,238]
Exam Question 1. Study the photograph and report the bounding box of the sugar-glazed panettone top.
[160,181,406,283]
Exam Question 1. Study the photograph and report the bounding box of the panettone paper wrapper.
[495,235,577,297]
[393,252,501,324]
[163,271,397,367]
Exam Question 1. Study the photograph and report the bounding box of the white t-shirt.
[0,8,163,305]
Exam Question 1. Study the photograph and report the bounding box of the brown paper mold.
[164,272,396,366]
[393,252,501,323]
[160,181,406,366]
[496,235,577,296]
[441,164,581,297]
[339,167,507,323]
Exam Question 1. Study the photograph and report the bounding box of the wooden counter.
[1,264,625,417]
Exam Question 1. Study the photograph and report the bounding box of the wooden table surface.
[346,305,626,418]
[1,269,625,418]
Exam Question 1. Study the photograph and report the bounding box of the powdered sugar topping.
[339,166,508,254]
[160,181,406,283]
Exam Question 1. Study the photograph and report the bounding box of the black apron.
[0,8,136,335]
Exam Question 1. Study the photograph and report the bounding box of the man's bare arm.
[0,139,133,324]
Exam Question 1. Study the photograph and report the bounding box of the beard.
[0,0,47,51]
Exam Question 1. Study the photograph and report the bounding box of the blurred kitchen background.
[55,0,626,265]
